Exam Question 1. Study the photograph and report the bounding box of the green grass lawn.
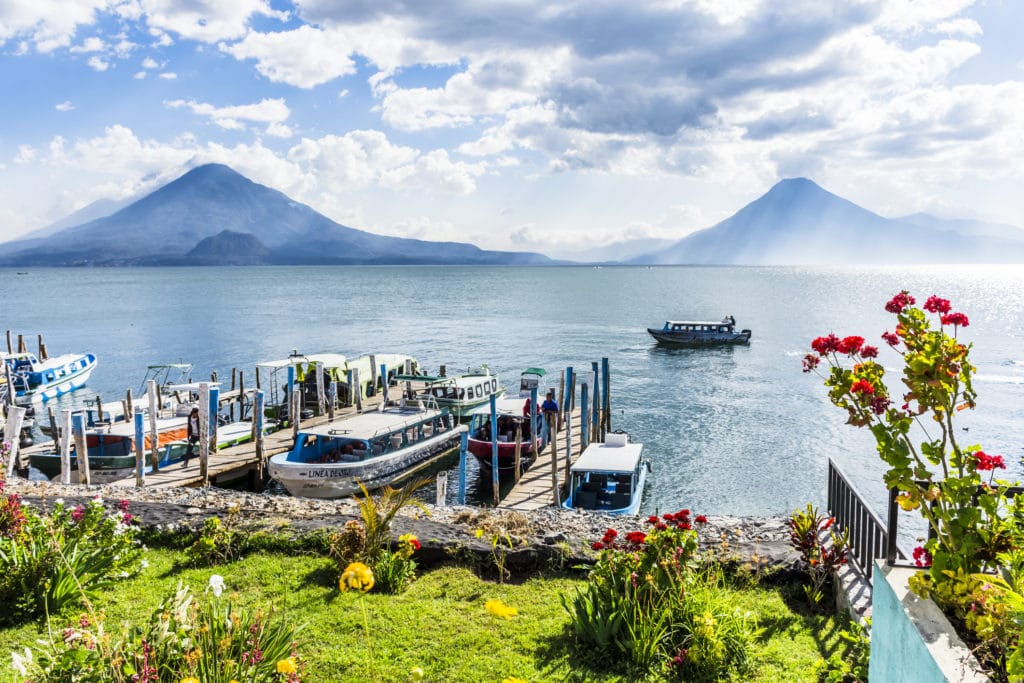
[1,549,854,682]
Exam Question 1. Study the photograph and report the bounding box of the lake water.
[4,265,1023,517]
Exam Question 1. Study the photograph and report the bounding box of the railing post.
[886,486,899,566]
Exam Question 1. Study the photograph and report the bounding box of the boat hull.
[563,464,648,516]
[647,328,751,346]
[467,436,542,471]
[269,424,467,499]
[16,357,97,404]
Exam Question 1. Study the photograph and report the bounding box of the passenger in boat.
[183,407,200,467]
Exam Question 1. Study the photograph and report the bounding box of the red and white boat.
[467,395,543,473]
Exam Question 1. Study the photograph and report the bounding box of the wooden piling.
[513,422,523,483]
[4,407,26,478]
[17,334,25,353]
[48,406,60,454]
[237,371,245,420]
[59,409,72,485]
[72,413,89,485]
[96,396,105,423]
[199,383,210,486]
[134,411,145,488]
[5,330,11,354]
[547,412,559,505]
[557,371,565,429]
[328,381,336,422]
[316,363,326,416]
[125,389,134,420]
[37,334,48,361]
[147,380,160,472]
[4,363,15,407]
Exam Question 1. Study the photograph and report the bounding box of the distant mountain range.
[629,178,1024,264]
[0,164,554,267]
[2,168,1021,266]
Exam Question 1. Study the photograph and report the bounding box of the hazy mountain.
[20,196,136,240]
[186,230,272,265]
[552,238,676,263]
[896,212,1024,242]
[0,164,554,266]
[631,178,1024,265]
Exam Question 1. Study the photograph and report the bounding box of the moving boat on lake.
[647,315,752,346]
[2,350,97,404]
[268,398,466,499]
[563,432,650,515]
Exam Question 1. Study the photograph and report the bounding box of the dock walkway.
[499,404,588,511]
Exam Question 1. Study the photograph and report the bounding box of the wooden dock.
[498,404,588,511]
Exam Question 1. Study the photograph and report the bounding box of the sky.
[1,0,1022,256]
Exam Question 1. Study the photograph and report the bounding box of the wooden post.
[557,370,565,429]
[346,369,355,408]
[48,406,60,455]
[72,413,89,485]
[547,412,559,505]
[96,395,104,423]
[134,410,145,487]
[199,382,210,486]
[37,334,47,361]
[440,364,446,377]
[4,362,15,407]
[598,358,606,432]
[581,382,589,450]
[147,379,160,472]
[563,366,574,484]
[490,394,499,506]
[60,409,72,484]
[591,361,600,443]
[254,390,265,478]
[255,365,261,390]
[458,430,468,505]
[209,386,219,454]
[17,334,25,353]
[286,365,297,428]
[513,422,523,483]
[530,387,538,451]
[353,368,362,411]
[291,383,301,445]
[380,363,389,405]
[125,388,134,421]
[328,381,336,421]
[316,363,326,416]
[436,471,448,506]
[368,355,377,396]
[5,330,11,354]
[237,371,245,420]
[4,406,26,478]
[230,368,237,421]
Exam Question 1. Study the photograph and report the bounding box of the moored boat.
[2,350,97,404]
[417,367,505,419]
[268,398,466,499]
[562,432,650,515]
[647,315,751,346]
[466,396,543,473]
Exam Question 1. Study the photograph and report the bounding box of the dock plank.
[499,405,588,511]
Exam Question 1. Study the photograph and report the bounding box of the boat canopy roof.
[257,353,348,370]
[571,441,644,474]
[466,396,530,417]
[522,367,546,377]
[300,406,441,440]
[401,371,496,386]
[665,319,733,327]
[146,363,192,370]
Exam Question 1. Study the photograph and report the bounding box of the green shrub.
[0,495,145,626]
[371,533,421,594]
[185,503,250,567]
[13,574,304,682]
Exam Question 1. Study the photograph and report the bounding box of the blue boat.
[563,432,650,515]
[2,350,97,404]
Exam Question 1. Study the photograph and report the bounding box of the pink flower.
[869,396,890,415]
[885,291,916,314]
[881,331,900,347]
[941,312,969,328]
[71,506,85,523]
[913,546,932,568]
[860,345,879,359]
[923,296,951,315]
[118,499,130,512]
[801,354,821,373]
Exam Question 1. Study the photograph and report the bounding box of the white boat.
[562,432,650,515]
[2,350,97,404]
[416,367,505,419]
[268,399,466,499]
[647,315,752,346]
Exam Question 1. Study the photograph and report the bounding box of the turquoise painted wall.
[868,563,945,683]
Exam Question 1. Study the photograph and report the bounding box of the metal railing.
[827,458,905,579]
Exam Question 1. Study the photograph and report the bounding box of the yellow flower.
[277,657,298,674]
[485,598,518,619]
[502,678,528,683]
[180,678,200,683]
[410,666,425,680]
[475,529,484,538]
[339,562,375,593]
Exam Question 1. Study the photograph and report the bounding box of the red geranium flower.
[850,379,875,395]
[118,499,130,512]
[811,334,841,356]
[885,291,916,313]
[941,312,969,328]
[647,515,660,525]
[625,531,647,544]
[410,538,422,551]
[881,331,900,346]
[913,546,932,568]
[695,515,708,524]
[974,451,1006,471]
[870,396,891,415]
[860,345,879,359]
[678,509,690,516]
[837,336,865,355]
[591,541,604,551]
[923,296,951,314]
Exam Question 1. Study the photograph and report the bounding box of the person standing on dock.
[184,407,200,467]
[541,390,558,416]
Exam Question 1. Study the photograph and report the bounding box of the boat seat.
[610,493,631,509]
[575,490,598,509]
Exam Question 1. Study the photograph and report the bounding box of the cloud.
[166,97,291,131]
[69,36,105,53]
[55,100,75,112]
[86,55,109,71]
[0,0,111,52]
[138,0,288,43]
[141,57,159,69]
[158,71,176,79]
[220,25,358,88]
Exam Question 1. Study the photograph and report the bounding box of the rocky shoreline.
[4,479,800,576]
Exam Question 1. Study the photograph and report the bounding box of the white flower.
[140,559,150,569]
[208,574,225,598]
[11,647,32,676]
[55,498,64,505]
